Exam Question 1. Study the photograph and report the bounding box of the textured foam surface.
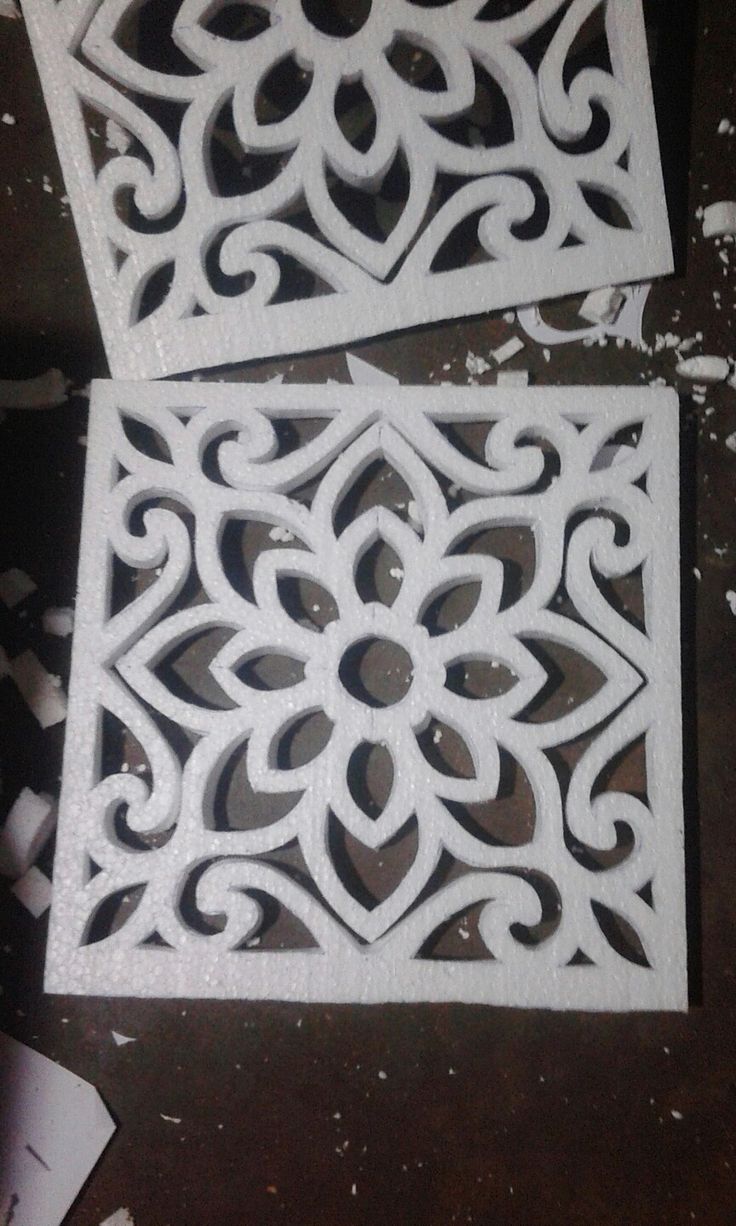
[24,0,672,379]
[46,379,686,1008]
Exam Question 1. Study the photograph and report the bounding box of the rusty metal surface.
[1,1,735,1223]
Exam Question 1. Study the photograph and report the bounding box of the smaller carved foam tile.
[47,379,686,1009]
[24,0,672,379]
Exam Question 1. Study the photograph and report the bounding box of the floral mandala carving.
[25,0,671,377]
[46,381,687,1009]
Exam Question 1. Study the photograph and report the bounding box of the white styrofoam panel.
[24,0,672,379]
[47,379,686,1009]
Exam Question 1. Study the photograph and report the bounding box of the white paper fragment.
[0,369,69,409]
[496,370,529,388]
[46,380,687,1011]
[676,355,730,384]
[111,1031,137,1047]
[0,0,20,17]
[99,1211,134,1226]
[346,353,398,387]
[518,284,652,348]
[0,1031,115,1226]
[702,201,736,239]
[0,788,55,879]
[42,607,75,637]
[491,337,525,366]
[23,0,673,379]
[0,567,37,608]
[578,286,626,326]
[11,866,53,917]
[11,651,67,728]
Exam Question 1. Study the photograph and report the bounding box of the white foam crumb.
[458,927,470,941]
[726,591,736,616]
[268,525,294,543]
[465,351,490,376]
[388,567,404,580]
[693,567,701,581]
[111,1031,137,1047]
[11,650,68,727]
[351,1184,357,1197]
[676,355,730,383]
[496,370,529,387]
[99,1210,135,1226]
[725,432,736,452]
[670,1109,684,1121]
[0,567,37,608]
[442,362,451,371]
[542,347,551,362]
[105,118,132,154]
[11,865,52,918]
[0,367,69,408]
[0,0,21,17]
[377,1070,387,1080]
[42,175,53,194]
[703,201,736,238]
[42,606,75,637]
[0,788,55,879]
[578,285,625,325]
[502,311,515,323]
[491,337,525,366]
[160,1113,181,1124]
[1,113,16,126]
[718,118,733,135]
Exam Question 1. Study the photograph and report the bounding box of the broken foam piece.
[46,379,686,1010]
[702,201,736,239]
[0,567,37,608]
[0,788,55,879]
[11,651,67,728]
[11,865,53,917]
[676,355,730,383]
[23,0,673,379]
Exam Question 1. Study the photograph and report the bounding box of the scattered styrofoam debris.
[111,1031,137,1047]
[465,351,490,377]
[1,112,16,125]
[99,1211,135,1226]
[496,370,529,388]
[718,118,735,136]
[42,606,75,637]
[0,788,55,879]
[725,432,736,453]
[727,591,736,616]
[491,337,525,366]
[0,567,37,608]
[160,1114,181,1124]
[0,0,20,17]
[11,651,67,728]
[0,368,69,409]
[518,283,651,348]
[268,525,294,544]
[105,119,131,154]
[11,865,52,917]
[676,355,730,384]
[702,202,736,239]
[346,352,398,386]
[578,286,625,326]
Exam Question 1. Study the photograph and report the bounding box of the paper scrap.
[0,1032,116,1226]
[11,651,67,728]
[0,788,55,879]
[0,567,37,608]
[11,865,53,917]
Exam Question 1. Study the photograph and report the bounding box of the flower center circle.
[301,0,372,38]
[339,637,414,708]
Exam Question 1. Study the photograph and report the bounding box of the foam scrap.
[496,370,529,388]
[491,337,525,366]
[11,650,67,728]
[578,286,626,325]
[0,368,69,409]
[0,567,36,608]
[676,355,730,383]
[702,201,736,239]
[11,865,52,917]
[0,788,55,879]
[111,1031,137,1047]
[42,606,75,637]
[100,1212,135,1226]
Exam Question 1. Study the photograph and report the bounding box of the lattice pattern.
[46,381,686,1008]
[25,0,672,378]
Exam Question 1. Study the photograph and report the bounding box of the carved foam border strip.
[24,0,672,379]
[46,380,686,1008]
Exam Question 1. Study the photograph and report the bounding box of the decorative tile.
[47,380,686,1008]
[24,1,672,379]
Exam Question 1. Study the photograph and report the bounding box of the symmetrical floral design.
[25,0,672,377]
[46,381,687,1009]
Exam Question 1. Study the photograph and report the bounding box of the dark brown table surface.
[1,2,735,1224]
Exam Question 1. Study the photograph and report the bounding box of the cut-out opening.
[327,810,418,914]
[209,738,302,831]
[274,709,333,769]
[339,637,414,708]
[354,537,403,606]
[417,718,476,779]
[347,741,395,819]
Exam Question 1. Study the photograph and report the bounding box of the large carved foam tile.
[24,0,671,379]
[47,380,686,1009]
